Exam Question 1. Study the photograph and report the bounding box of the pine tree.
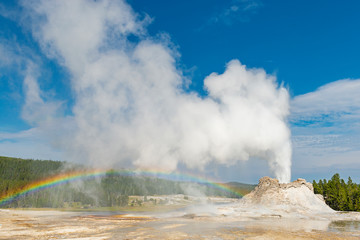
[313,180,321,194]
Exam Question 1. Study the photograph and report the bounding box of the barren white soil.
[1,177,360,239]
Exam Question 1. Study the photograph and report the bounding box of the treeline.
[0,156,64,196]
[0,156,254,208]
[313,173,360,211]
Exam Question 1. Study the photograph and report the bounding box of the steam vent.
[242,177,333,213]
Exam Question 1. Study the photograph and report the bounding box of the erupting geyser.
[20,0,292,182]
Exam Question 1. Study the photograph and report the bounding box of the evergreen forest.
[313,173,360,211]
[0,156,255,208]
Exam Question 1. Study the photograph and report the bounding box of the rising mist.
[20,0,292,182]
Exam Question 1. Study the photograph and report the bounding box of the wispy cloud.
[0,126,64,160]
[206,0,263,27]
[290,79,360,175]
[291,79,360,127]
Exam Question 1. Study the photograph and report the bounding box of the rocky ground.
[1,177,360,239]
[1,208,360,239]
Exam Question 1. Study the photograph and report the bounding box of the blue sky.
[129,0,360,95]
[0,0,360,183]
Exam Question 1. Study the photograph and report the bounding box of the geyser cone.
[242,177,333,213]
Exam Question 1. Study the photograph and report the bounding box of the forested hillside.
[0,156,254,208]
[313,173,360,211]
[0,156,64,195]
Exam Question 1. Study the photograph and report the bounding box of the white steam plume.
[22,0,292,182]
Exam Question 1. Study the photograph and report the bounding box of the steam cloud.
[21,0,292,182]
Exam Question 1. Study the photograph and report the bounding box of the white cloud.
[0,127,63,161]
[207,0,263,26]
[0,44,16,67]
[0,138,63,161]
[291,79,360,127]
[291,79,360,174]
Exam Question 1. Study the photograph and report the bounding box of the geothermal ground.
[1,177,360,239]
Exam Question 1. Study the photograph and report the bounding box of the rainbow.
[0,169,244,206]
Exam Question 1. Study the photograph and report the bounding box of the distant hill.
[222,182,256,196]
[0,156,255,208]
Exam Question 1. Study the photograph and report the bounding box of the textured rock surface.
[241,176,333,213]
